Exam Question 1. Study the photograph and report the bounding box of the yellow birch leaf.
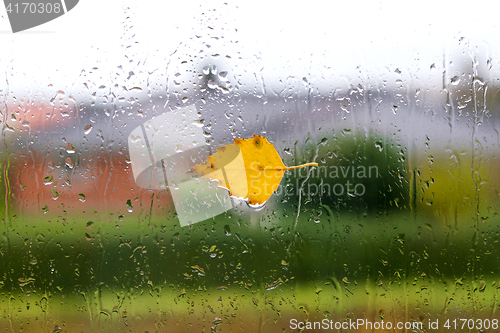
[191,135,318,206]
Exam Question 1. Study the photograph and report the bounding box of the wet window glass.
[1,1,500,332]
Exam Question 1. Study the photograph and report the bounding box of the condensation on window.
[1,1,500,332]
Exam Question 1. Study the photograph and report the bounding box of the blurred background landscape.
[1,0,500,332]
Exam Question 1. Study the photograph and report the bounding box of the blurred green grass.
[2,126,500,332]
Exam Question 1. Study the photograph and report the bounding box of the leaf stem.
[285,162,318,170]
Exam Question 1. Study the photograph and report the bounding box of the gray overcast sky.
[1,0,500,91]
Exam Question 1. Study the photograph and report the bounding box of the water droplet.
[479,280,486,292]
[211,65,218,75]
[84,124,93,135]
[66,144,75,154]
[43,176,53,185]
[218,71,228,81]
[207,79,218,89]
[451,76,460,85]
[318,137,328,146]
[18,277,35,287]
[65,158,74,169]
[223,225,231,236]
[341,128,352,136]
[126,199,133,212]
[51,189,59,200]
